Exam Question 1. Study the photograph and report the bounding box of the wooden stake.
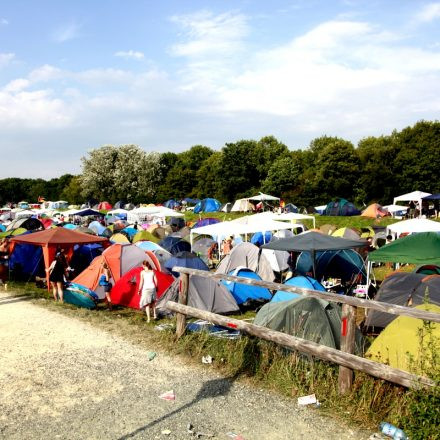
[338,304,357,394]
[176,273,189,338]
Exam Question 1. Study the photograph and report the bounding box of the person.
[47,252,68,302]
[0,238,9,285]
[138,260,157,323]
[221,237,233,256]
[99,262,112,310]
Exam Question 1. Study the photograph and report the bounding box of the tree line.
[1,120,439,208]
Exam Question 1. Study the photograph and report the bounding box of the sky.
[1,0,440,178]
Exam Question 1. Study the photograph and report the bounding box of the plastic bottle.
[379,422,408,440]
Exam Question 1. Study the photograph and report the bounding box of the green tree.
[60,176,84,204]
[194,152,223,200]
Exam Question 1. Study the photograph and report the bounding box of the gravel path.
[0,293,369,440]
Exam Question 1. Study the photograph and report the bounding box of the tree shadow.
[117,373,240,439]
[0,295,32,306]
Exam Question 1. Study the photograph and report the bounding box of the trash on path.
[161,429,171,436]
[379,422,408,439]
[155,323,174,331]
[158,390,175,401]
[202,355,213,364]
[187,423,195,434]
[195,432,214,438]
[226,433,246,440]
[297,394,317,406]
[147,351,156,361]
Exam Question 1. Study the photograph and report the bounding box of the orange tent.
[10,228,108,289]
[72,243,160,299]
[361,203,389,218]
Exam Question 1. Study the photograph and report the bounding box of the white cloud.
[1,18,8,25]
[29,64,63,82]
[3,78,30,93]
[0,52,15,68]
[415,2,440,22]
[114,50,145,60]
[52,22,81,42]
[170,10,248,57]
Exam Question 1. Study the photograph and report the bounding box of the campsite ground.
[0,291,371,440]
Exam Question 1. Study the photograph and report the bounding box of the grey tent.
[365,272,440,329]
[216,242,275,282]
[262,231,366,277]
[254,296,364,353]
[156,275,239,316]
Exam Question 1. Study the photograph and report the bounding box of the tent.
[361,203,389,218]
[6,217,43,231]
[323,199,360,216]
[221,268,272,306]
[365,272,440,329]
[251,231,272,246]
[72,243,149,300]
[10,228,108,290]
[332,227,361,240]
[110,266,174,309]
[386,218,440,238]
[254,296,363,352]
[284,203,298,213]
[9,239,44,278]
[132,230,160,244]
[393,191,431,217]
[221,203,232,213]
[168,216,185,230]
[296,249,366,285]
[248,193,280,201]
[382,204,408,217]
[368,232,440,265]
[193,198,221,214]
[164,199,180,209]
[159,236,191,255]
[270,276,326,303]
[262,231,366,277]
[164,251,209,277]
[260,248,290,274]
[231,198,255,212]
[110,232,131,244]
[156,275,239,316]
[97,201,113,211]
[216,242,275,282]
[366,304,440,373]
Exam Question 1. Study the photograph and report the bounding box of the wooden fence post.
[338,304,357,394]
[176,273,189,338]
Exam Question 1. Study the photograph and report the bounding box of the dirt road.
[0,293,369,439]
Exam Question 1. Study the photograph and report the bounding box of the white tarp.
[248,192,280,201]
[387,218,440,237]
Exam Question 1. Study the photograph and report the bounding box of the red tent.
[98,201,113,210]
[110,266,174,309]
[10,228,108,289]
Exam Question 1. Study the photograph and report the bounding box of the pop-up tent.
[393,190,431,218]
[254,296,363,352]
[361,203,389,218]
[386,218,440,238]
[193,198,221,214]
[323,199,360,216]
[156,275,239,316]
[271,276,326,303]
[10,228,108,289]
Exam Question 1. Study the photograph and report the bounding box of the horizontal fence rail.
[170,267,440,393]
[166,301,435,389]
[172,266,440,323]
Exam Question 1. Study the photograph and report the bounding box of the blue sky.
[1,0,440,178]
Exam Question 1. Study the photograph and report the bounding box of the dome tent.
[193,198,221,214]
[271,276,326,303]
[323,198,360,216]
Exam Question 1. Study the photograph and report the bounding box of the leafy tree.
[60,176,84,205]
[194,152,223,200]
[253,136,290,182]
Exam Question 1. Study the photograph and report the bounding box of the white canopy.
[271,212,316,228]
[15,209,35,219]
[248,192,280,201]
[387,218,440,237]
[393,191,431,217]
[382,204,408,215]
[127,206,184,224]
[108,208,128,215]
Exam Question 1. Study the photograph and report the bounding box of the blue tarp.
[193,198,221,214]
[221,268,272,305]
[271,276,326,302]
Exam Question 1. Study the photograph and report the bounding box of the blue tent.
[192,218,220,228]
[323,199,360,216]
[121,227,138,239]
[135,240,162,251]
[221,268,272,306]
[164,251,209,277]
[0,224,5,232]
[63,223,77,230]
[159,236,191,255]
[164,199,180,209]
[284,203,299,213]
[296,249,366,284]
[271,276,326,303]
[251,231,272,246]
[88,221,106,235]
[193,198,221,214]
[9,241,44,277]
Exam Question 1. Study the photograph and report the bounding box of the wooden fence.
[166,266,439,394]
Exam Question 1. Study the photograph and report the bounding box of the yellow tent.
[366,304,440,373]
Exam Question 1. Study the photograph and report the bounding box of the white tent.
[108,208,128,215]
[248,193,280,201]
[393,191,431,218]
[387,218,440,238]
[382,204,408,217]
[127,206,184,224]
[231,198,255,212]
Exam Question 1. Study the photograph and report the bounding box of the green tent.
[368,232,440,265]
[254,296,364,353]
[132,230,160,244]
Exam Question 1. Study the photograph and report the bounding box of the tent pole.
[312,250,316,279]
[366,260,371,288]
